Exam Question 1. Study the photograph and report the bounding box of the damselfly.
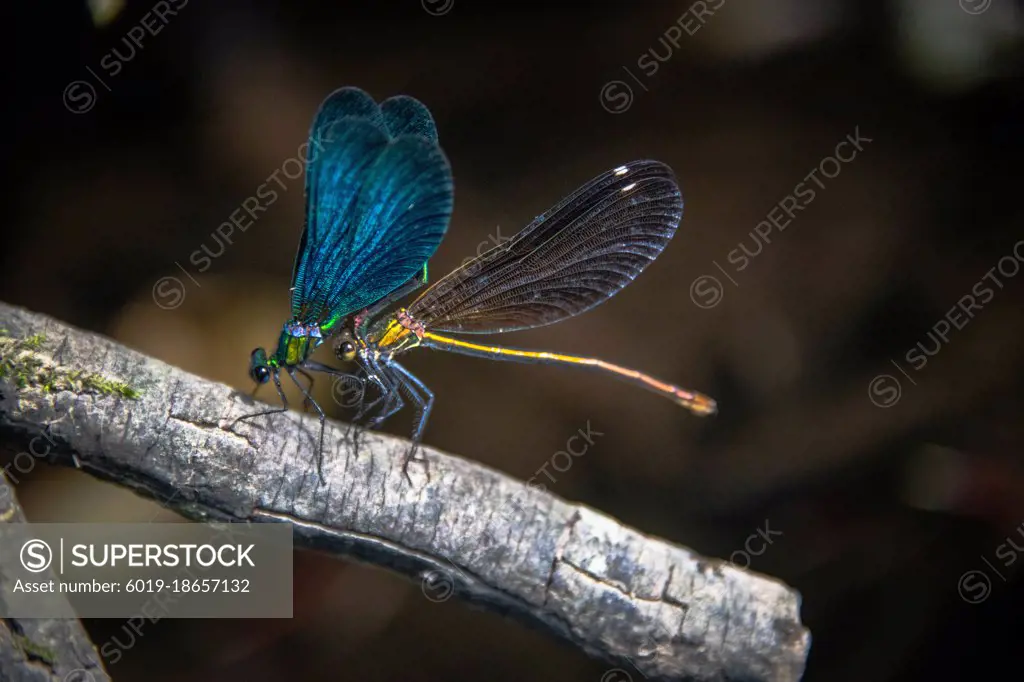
[332,160,717,476]
[238,86,453,481]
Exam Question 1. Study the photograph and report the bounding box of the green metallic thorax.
[272,329,320,368]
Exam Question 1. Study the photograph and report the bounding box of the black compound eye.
[253,366,271,384]
[337,341,357,361]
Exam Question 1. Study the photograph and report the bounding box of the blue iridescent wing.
[290,87,452,331]
[381,95,439,141]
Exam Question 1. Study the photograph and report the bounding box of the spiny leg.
[362,360,413,482]
[231,370,289,429]
[389,360,435,482]
[301,360,371,448]
[363,355,406,431]
[344,267,428,427]
[391,373,424,484]
[287,367,328,484]
[295,367,316,412]
[301,361,369,409]
[350,353,399,426]
[390,361,435,444]
[351,369,391,424]
[338,353,399,455]
[338,356,393,453]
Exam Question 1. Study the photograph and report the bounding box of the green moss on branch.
[0,332,141,399]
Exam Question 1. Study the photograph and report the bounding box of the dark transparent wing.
[408,160,681,334]
[291,87,452,331]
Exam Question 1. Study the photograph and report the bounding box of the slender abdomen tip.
[683,392,718,416]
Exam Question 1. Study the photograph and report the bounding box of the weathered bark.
[0,471,111,681]
[0,302,810,681]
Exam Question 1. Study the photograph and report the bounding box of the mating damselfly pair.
[234,86,716,483]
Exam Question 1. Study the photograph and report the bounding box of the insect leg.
[388,360,434,445]
[363,355,405,431]
[301,359,372,449]
[388,360,434,482]
[347,353,401,454]
[287,367,328,484]
[301,360,369,411]
[296,367,316,412]
[231,370,289,428]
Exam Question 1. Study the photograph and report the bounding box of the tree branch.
[0,465,111,681]
[0,302,810,681]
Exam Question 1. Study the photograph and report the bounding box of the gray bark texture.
[0,301,810,681]
[0,470,111,681]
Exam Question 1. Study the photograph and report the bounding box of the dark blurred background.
[4,0,1024,680]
